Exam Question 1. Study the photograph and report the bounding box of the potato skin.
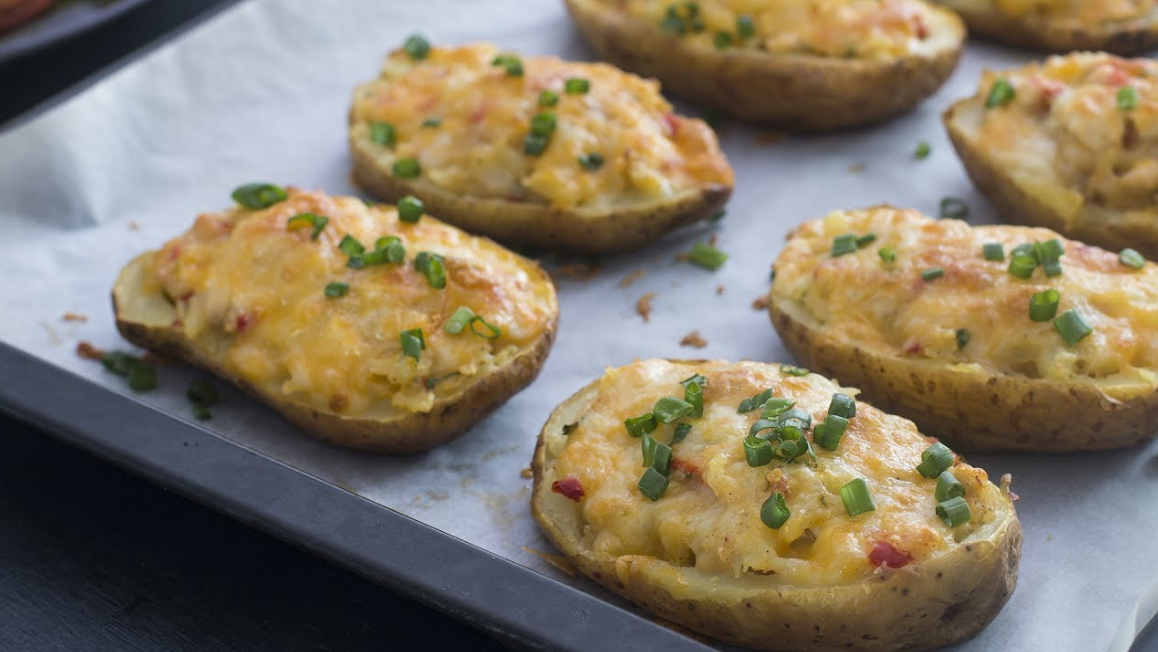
[113,249,557,454]
[349,128,730,255]
[531,367,1022,652]
[935,1,1158,55]
[563,0,965,132]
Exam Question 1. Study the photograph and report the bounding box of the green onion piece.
[231,183,287,209]
[1054,309,1092,346]
[638,467,669,501]
[1036,238,1064,261]
[468,316,501,340]
[1008,252,1037,279]
[1120,248,1146,270]
[100,351,139,377]
[878,246,896,264]
[1029,289,1060,322]
[939,197,969,220]
[324,282,349,298]
[916,442,954,478]
[187,378,219,407]
[770,267,776,281]
[642,432,657,467]
[421,117,442,128]
[400,328,425,360]
[338,234,365,256]
[1042,259,1062,277]
[748,418,777,438]
[744,435,773,467]
[564,77,590,94]
[760,397,795,419]
[914,141,931,160]
[369,122,396,147]
[761,493,790,529]
[538,90,559,107]
[651,440,673,475]
[1118,86,1139,111]
[921,267,945,282]
[780,363,809,377]
[737,388,773,413]
[402,34,431,60]
[1011,242,1035,258]
[524,134,549,156]
[935,470,966,502]
[828,393,856,419]
[127,363,156,392]
[831,234,858,257]
[956,328,970,350]
[771,438,807,463]
[346,256,365,270]
[393,157,421,178]
[492,54,524,77]
[659,13,686,34]
[936,496,971,527]
[982,242,1005,261]
[530,112,556,137]
[414,251,447,289]
[713,31,733,49]
[444,307,474,335]
[688,242,728,270]
[562,423,578,436]
[814,414,849,451]
[856,234,877,248]
[680,373,707,388]
[397,195,424,223]
[840,478,876,517]
[192,403,212,420]
[287,213,329,240]
[776,407,812,430]
[736,15,755,39]
[672,422,691,444]
[625,414,657,438]
[578,153,604,171]
[372,236,406,264]
[985,79,1016,108]
[685,381,704,418]
[654,396,694,423]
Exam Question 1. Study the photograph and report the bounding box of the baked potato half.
[113,186,558,453]
[562,0,966,132]
[349,41,733,254]
[532,359,1021,651]
[945,52,1158,260]
[770,205,1158,452]
[932,0,1158,54]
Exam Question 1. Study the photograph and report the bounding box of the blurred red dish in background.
[0,0,54,33]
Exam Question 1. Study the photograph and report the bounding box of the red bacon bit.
[663,113,681,136]
[904,340,923,356]
[469,104,489,124]
[869,541,913,569]
[551,475,585,502]
[914,15,929,39]
[234,314,251,332]
[180,291,194,302]
[671,456,700,477]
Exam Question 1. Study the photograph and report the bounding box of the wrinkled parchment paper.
[1,1,1156,649]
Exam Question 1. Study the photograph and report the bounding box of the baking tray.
[0,0,155,64]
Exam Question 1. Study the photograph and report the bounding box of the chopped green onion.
[397,195,424,223]
[287,213,329,240]
[1011,242,1035,258]
[324,282,349,298]
[192,403,212,420]
[578,153,604,171]
[856,234,877,248]
[1054,309,1092,346]
[736,15,755,39]
[840,478,876,517]
[1008,252,1037,279]
[468,316,501,340]
[232,183,287,209]
[914,141,931,160]
[1118,86,1139,111]
[400,328,425,360]
[338,234,365,256]
[538,90,559,107]
[760,397,795,419]
[771,438,809,463]
[921,267,945,282]
[685,381,703,418]
[187,378,219,407]
[672,423,692,444]
[916,442,954,478]
[831,234,858,257]
[414,251,447,289]
[393,157,421,178]
[985,79,1015,108]
[982,242,1005,261]
[1029,289,1060,322]
[814,414,849,451]
[372,236,405,264]
[651,441,672,475]
[749,418,778,438]
[936,496,971,527]
[422,118,442,129]
[780,363,809,377]
[562,423,578,435]
[127,363,156,392]
[100,351,140,377]
[688,242,728,271]
[935,470,966,502]
[654,396,694,423]
[641,433,657,467]
[761,493,790,529]
[444,307,474,335]
[744,435,773,467]
[564,77,590,94]
[878,246,896,264]
[1035,239,1064,277]
[1120,248,1146,270]
[346,256,365,270]
[713,31,733,49]
[524,134,549,156]
[737,388,773,413]
[680,373,707,388]
[939,197,969,220]
[530,112,556,137]
[776,408,812,431]
[956,328,970,350]
[369,122,396,147]
[492,54,524,77]
[625,414,657,438]
[638,467,669,501]
[828,393,856,419]
[402,34,431,60]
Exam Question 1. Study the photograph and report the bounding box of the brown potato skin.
[944,99,1158,261]
[563,0,965,132]
[936,1,1158,55]
[113,252,558,454]
[770,298,1158,453]
[531,368,1022,652]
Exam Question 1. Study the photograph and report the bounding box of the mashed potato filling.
[149,188,555,415]
[993,0,1156,22]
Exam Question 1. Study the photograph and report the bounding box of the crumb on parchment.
[752,295,770,310]
[128,221,140,231]
[715,285,725,295]
[848,162,866,174]
[637,293,656,322]
[680,331,707,348]
[551,263,600,280]
[520,467,533,479]
[76,341,105,360]
[619,269,647,288]
[62,312,88,323]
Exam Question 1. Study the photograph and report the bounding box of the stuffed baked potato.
[770,205,1158,452]
[532,359,1021,651]
[563,0,966,131]
[349,41,733,254]
[945,52,1158,260]
[113,186,558,453]
[933,0,1158,54]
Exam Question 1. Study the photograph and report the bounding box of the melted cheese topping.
[974,53,1158,216]
[550,359,1001,584]
[773,206,1158,394]
[992,0,1156,22]
[149,188,556,415]
[617,0,940,58]
[349,43,732,211]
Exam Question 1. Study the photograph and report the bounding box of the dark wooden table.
[0,2,506,650]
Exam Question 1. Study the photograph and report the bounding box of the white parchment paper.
[1,1,1156,649]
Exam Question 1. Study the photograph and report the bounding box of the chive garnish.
[985,79,1015,108]
[680,373,707,388]
[324,282,349,298]
[939,197,969,220]
[921,267,944,282]
[685,381,704,418]
[562,423,578,435]
[1118,86,1139,111]
[625,414,657,438]
[530,112,556,136]
[444,307,474,334]
[1120,248,1146,269]
[672,422,692,444]
[492,54,524,77]
[393,157,421,178]
[101,351,157,392]
[914,141,931,160]
[780,363,809,376]
[287,213,329,240]
[760,397,795,419]
[878,246,896,264]
[397,195,424,223]
[916,442,954,478]
[840,478,876,517]
[414,252,447,289]
[371,236,406,264]
[1054,309,1092,345]
[654,396,694,423]
[524,134,549,155]
[538,90,559,107]
[564,77,590,94]
[813,414,849,451]
[935,470,966,502]
[956,328,970,349]
[937,496,971,527]
[982,242,1005,261]
[578,153,604,171]
[828,393,856,419]
[638,467,669,501]
[403,34,431,60]
[736,15,755,39]
[777,407,811,431]
[1008,251,1036,279]
[232,183,287,209]
[187,378,219,408]
[400,328,425,360]
[370,122,396,147]
[832,234,858,257]
[761,493,790,529]
[737,388,773,413]
[1029,289,1060,322]
[744,435,773,467]
[687,242,728,270]
[338,234,365,257]
[856,234,877,248]
[713,31,733,49]
[192,403,212,420]
[421,117,442,129]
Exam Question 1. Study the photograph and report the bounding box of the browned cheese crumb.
[128,221,140,231]
[680,331,708,348]
[76,341,105,360]
[62,312,88,323]
[848,162,867,174]
[715,285,725,295]
[520,467,533,479]
[637,293,657,322]
[618,269,647,288]
[752,295,770,310]
[552,263,600,281]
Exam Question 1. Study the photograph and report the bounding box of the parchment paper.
[1,1,1156,650]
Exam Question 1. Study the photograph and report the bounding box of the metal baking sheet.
[0,0,1156,650]
[0,0,156,64]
